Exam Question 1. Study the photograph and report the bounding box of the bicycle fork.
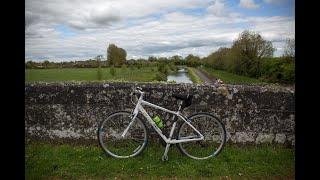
[162,121,177,161]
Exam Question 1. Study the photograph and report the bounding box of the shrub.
[168,62,178,72]
[282,62,295,83]
[157,63,169,75]
[260,58,295,83]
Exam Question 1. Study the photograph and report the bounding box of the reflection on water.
[167,67,193,83]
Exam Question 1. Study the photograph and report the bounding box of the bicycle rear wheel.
[177,113,226,160]
[98,111,148,158]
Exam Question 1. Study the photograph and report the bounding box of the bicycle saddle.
[172,94,193,109]
[172,94,192,101]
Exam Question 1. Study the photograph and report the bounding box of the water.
[167,67,193,83]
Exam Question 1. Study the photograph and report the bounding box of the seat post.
[177,101,183,112]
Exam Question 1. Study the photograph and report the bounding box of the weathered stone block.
[275,134,286,143]
[255,133,275,144]
[231,132,255,143]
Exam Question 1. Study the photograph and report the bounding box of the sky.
[25,0,295,62]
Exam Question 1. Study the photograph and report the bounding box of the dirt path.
[193,68,217,85]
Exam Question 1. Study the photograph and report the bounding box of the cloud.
[247,16,295,40]
[89,10,121,26]
[141,39,230,55]
[263,0,288,5]
[207,0,226,16]
[26,0,124,31]
[25,11,40,28]
[25,0,294,61]
[239,0,260,9]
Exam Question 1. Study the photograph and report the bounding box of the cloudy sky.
[25,0,295,62]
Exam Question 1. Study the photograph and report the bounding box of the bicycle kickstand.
[162,143,170,161]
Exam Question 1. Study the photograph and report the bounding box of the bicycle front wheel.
[177,113,226,160]
[98,111,148,158]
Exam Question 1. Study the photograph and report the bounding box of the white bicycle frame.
[121,89,204,145]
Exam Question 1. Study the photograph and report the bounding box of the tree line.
[201,30,295,83]
[26,30,295,84]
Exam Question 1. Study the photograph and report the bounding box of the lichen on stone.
[25,82,295,146]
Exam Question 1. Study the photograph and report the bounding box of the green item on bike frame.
[152,115,164,129]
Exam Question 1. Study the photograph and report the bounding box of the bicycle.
[97,87,226,161]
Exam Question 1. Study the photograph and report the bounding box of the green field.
[201,67,265,84]
[26,66,274,85]
[25,67,159,82]
[26,142,294,179]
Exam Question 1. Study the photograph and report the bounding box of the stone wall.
[25,82,295,146]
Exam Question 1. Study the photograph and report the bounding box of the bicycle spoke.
[98,112,148,158]
[178,113,226,160]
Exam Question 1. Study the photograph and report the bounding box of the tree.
[283,38,295,59]
[43,60,50,68]
[231,30,275,77]
[170,55,183,61]
[118,47,127,65]
[185,54,201,67]
[157,62,169,75]
[207,47,231,70]
[26,61,36,69]
[232,30,275,59]
[107,44,127,67]
[148,56,157,62]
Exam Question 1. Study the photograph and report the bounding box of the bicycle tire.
[97,111,149,158]
[177,112,226,160]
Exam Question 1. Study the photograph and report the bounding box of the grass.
[26,142,294,179]
[25,67,159,82]
[201,67,265,84]
[186,67,203,84]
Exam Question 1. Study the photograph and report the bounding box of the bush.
[260,58,295,83]
[157,63,169,75]
[282,62,295,83]
[168,62,178,72]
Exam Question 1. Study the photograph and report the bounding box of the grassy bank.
[26,142,294,179]
[25,67,159,82]
[186,67,203,84]
[201,67,265,84]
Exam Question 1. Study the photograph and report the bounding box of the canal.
[167,67,193,83]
